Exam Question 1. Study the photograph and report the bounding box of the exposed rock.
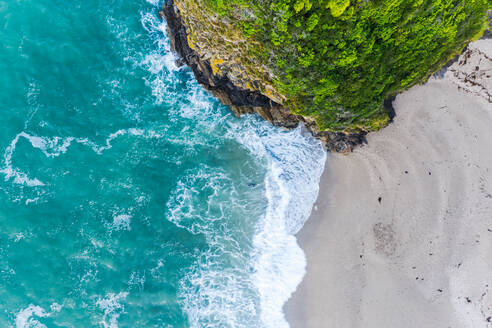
[161,1,367,152]
[447,40,492,103]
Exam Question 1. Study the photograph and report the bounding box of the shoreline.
[285,39,492,327]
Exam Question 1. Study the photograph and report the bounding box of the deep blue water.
[0,0,325,327]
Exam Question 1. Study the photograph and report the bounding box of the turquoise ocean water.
[0,0,326,327]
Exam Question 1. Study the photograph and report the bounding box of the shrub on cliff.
[202,0,489,131]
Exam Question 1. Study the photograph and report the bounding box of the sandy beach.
[285,39,492,328]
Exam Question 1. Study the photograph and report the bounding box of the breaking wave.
[140,6,326,328]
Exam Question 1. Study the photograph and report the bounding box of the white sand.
[285,39,492,328]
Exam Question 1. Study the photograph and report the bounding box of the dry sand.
[285,39,492,328]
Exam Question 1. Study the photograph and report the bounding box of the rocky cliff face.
[161,1,367,152]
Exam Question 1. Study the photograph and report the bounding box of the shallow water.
[0,0,326,327]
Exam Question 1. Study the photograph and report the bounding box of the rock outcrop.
[160,1,367,152]
[447,39,492,103]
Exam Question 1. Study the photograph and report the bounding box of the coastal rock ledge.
[160,1,366,152]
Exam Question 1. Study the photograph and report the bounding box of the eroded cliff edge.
[161,2,366,152]
[161,0,489,152]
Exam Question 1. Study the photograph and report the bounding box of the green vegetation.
[200,0,489,131]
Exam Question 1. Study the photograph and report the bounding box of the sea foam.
[235,121,326,328]
[140,7,326,328]
[15,303,61,328]
[0,128,163,188]
[96,292,129,328]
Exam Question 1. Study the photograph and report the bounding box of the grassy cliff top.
[197,0,489,132]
